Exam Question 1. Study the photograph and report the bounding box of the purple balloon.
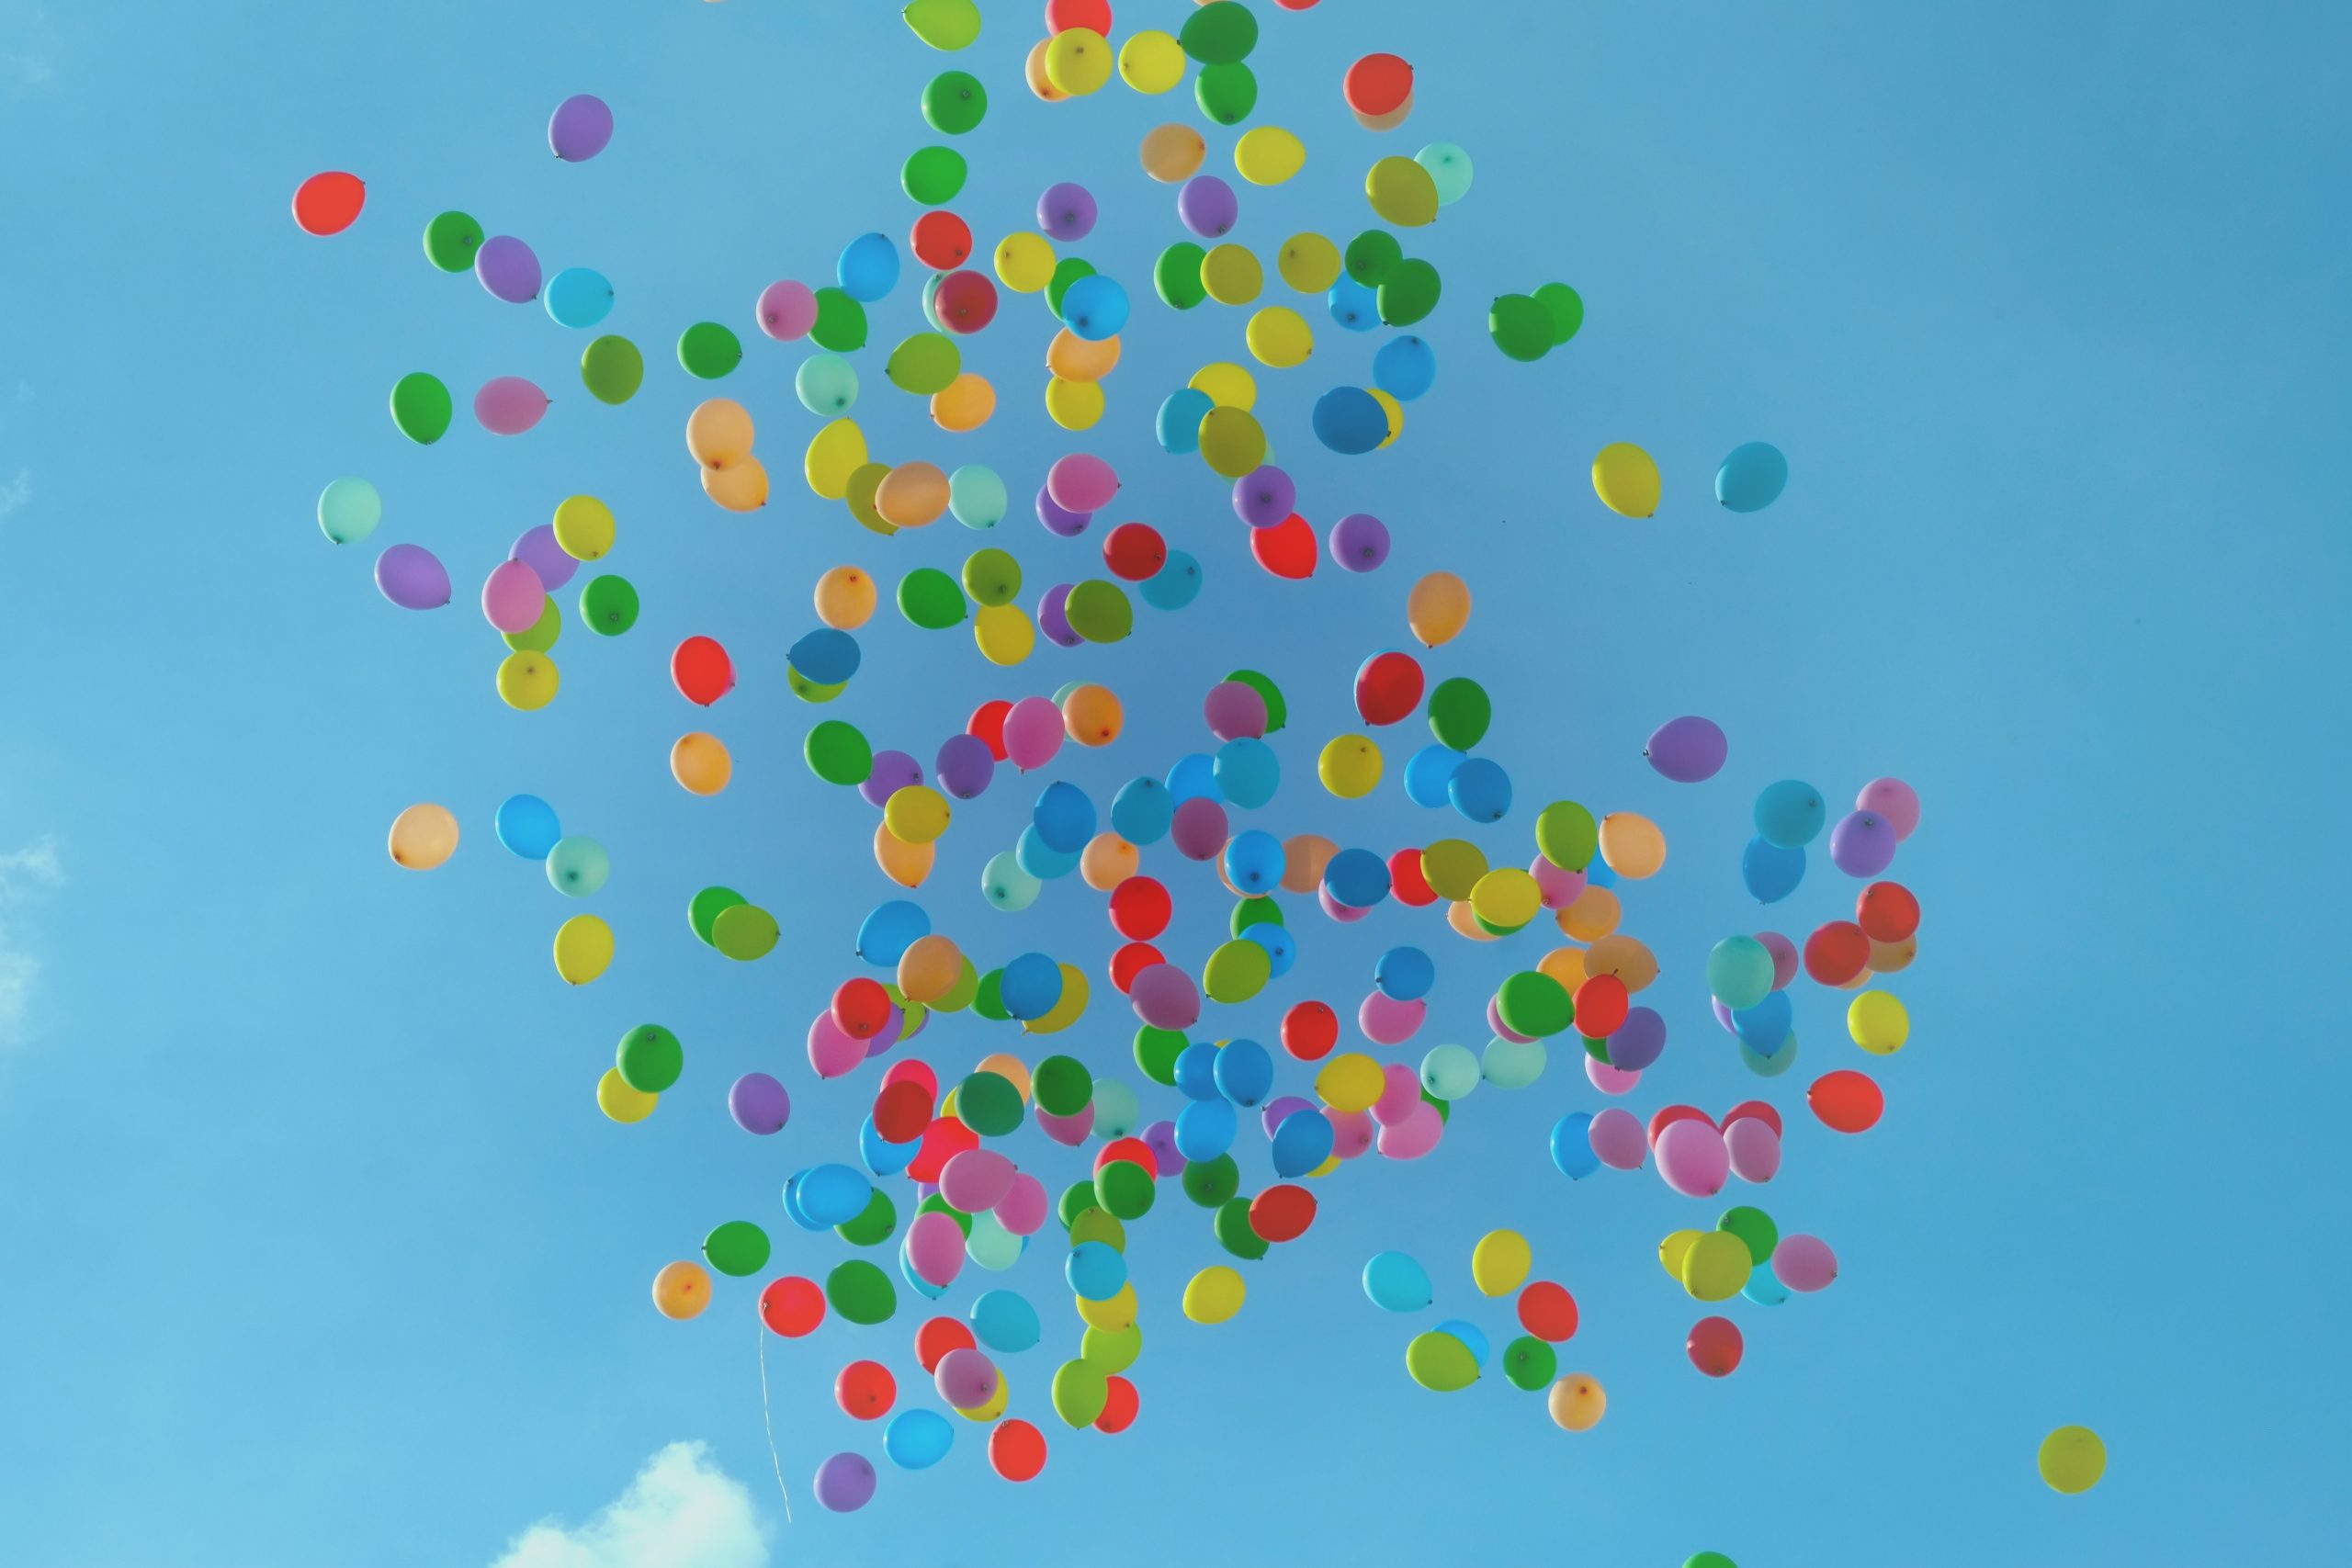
[1606,1007,1667,1073]
[1127,963,1200,1031]
[812,1452,876,1514]
[473,235,541,303]
[1035,484,1092,537]
[1139,1119,1188,1177]
[1829,810,1898,877]
[729,1072,791,1134]
[374,543,449,610]
[1329,513,1392,572]
[548,94,614,162]
[1588,1107,1648,1169]
[859,750,923,809]
[1231,465,1295,528]
[510,523,577,592]
[1261,1095,1314,1139]
[1177,175,1238,238]
[934,733,996,800]
[1645,716,1728,783]
[1202,681,1268,741]
[1170,796,1227,861]
[1711,997,1737,1035]
[1037,181,1098,241]
[1037,582,1081,648]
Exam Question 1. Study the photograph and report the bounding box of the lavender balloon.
[859,750,923,809]
[728,1072,790,1134]
[1140,1119,1188,1177]
[1037,582,1081,648]
[1037,181,1097,241]
[1645,716,1728,783]
[473,235,541,302]
[1606,1007,1668,1073]
[1231,465,1295,528]
[1260,1095,1314,1140]
[473,376,548,435]
[510,523,577,592]
[1127,963,1201,1031]
[812,1452,876,1514]
[374,543,449,610]
[1828,810,1898,876]
[1035,484,1091,537]
[548,94,614,162]
[1177,175,1238,238]
[933,733,995,800]
[1170,796,1227,861]
[1329,513,1392,572]
[1201,681,1268,741]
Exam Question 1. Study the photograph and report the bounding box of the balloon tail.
[757,1319,794,1524]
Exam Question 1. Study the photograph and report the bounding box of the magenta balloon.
[1370,1062,1421,1125]
[1588,1107,1648,1169]
[1176,175,1238,238]
[994,1171,1049,1235]
[510,523,578,592]
[938,1148,1015,1214]
[1231,465,1295,528]
[1724,1117,1782,1183]
[1655,1117,1731,1197]
[1531,855,1586,909]
[1357,991,1426,1048]
[1035,1104,1095,1145]
[1317,886,1371,923]
[933,1346,997,1409]
[548,94,615,161]
[757,279,817,341]
[1035,484,1092,537]
[1376,1100,1442,1159]
[481,558,547,633]
[858,750,923,809]
[729,1072,791,1134]
[812,1452,876,1514]
[1828,810,1899,877]
[1046,453,1119,514]
[1645,716,1728,784]
[473,235,541,302]
[1169,796,1227,861]
[373,543,450,610]
[906,1210,966,1287]
[1037,181,1098,241]
[474,376,549,435]
[1328,1106,1374,1158]
[1260,1095,1313,1139]
[807,1010,865,1078]
[1038,582,1081,648]
[1606,1006,1667,1073]
[1329,513,1392,572]
[1756,930,1800,989]
[1001,695,1066,771]
[934,733,995,800]
[1487,996,1532,1044]
[1202,681,1269,741]
[1127,963,1200,1031]
[1855,776,1920,840]
[1139,1118,1187,1176]
[1583,1055,1640,1094]
[1772,1234,1838,1292]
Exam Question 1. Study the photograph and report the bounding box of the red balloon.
[1108,940,1164,994]
[1250,513,1318,580]
[835,1359,897,1419]
[934,268,999,333]
[1856,881,1920,943]
[968,699,1012,760]
[1809,1069,1884,1134]
[873,1079,933,1144]
[1094,1373,1139,1433]
[1102,522,1168,581]
[1720,1099,1782,1138]
[759,1276,825,1337]
[1647,1104,1713,1147]
[1282,1000,1338,1061]
[1388,847,1437,906]
[1093,1136,1159,1178]
[1342,53,1413,117]
[292,171,366,235]
[1686,1315,1744,1377]
[1249,1183,1317,1242]
[1516,1280,1578,1342]
[831,976,892,1039]
[989,1417,1046,1482]
[1803,919,1871,986]
[1352,650,1426,726]
[914,1314,975,1372]
[1108,874,1172,939]
[1573,975,1630,1038]
[671,635,734,705]
[1044,0,1112,33]
[906,1115,978,1182]
[910,210,973,271]
[880,1058,939,1101]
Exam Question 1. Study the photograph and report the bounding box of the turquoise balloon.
[1157,388,1214,453]
[884,1407,954,1469]
[899,1246,947,1300]
[316,477,381,545]
[796,354,860,416]
[1413,141,1475,206]
[1419,1042,1480,1100]
[1111,777,1175,844]
[1743,1268,1791,1306]
[1706,935,1774,1010]
[969,1289,1040,1352]
[948,464,1006,528]
[1715,441,1788,513]
[1139,550,1202,610]
[981,849,1042,911]
[1363,1250,1432,1313]
[1373,334,1437,401]
[543,266,614,328]
[1015,823,1080,881]
[1435,1318,1489,1368]
[1403,743,1464,808]
[1753,778,1825,848]
[545,835,609,897]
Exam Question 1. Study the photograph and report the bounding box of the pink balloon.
[1001,696,1065,771]
[933,1345,997,1409]
[1046,453,1119,514]
[481,558,546,633]
[1317,885,1372,922]
[807,1011,865,1078]
[994,1172,1049,1235]
[1127,964,1200,1031]
[1855,777,1920,840]
[905,1210,967,1288]
[1202,681,1268,741]
[1531,856,1587,910]
[1756,931,1799,990]
[1588,1107,1648,1170]
[939,1148,1015,1213]
[473,376,549,435]
[1327,1107,1374,1158]
[1487,996,1533,1044]
[1584,1055,1641,1095]
[1656,1118,1731,1197]
[1725,1117,1782,1183]
[757,279,817,341]
[1772,1234,1838,1292]
[1035,1105,1095,1145]
[1357,990,1426,1048]
[1376,1100,1442,1159]
[1370,1062,1422,1125]
[1170,797,1227,861]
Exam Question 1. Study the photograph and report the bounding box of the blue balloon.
[1363,1249,1433,1312]
[1015,823,1080,880]
[1174,1098,1238,1160]
[1753,779,1826,848]
[1732,989,1793,1050]
[884,1407,956,1470]
[1374,945,1436,1001]
[1212,1037,1274,1108]
[494,794,562,859]
[781,1171,827,1232]
[1031,780,1096,853]
[1156,387,1214,454]
[1373,333,1437,400]
[1140,549,1203,610]
[542,265,614,328]
[1742,1268,1791,1307]
[1585,859,1619,890]
[1403,743,1464,808]
[1059,273,1130,340]
[1166,752,1222,804]
[1550,1112,1601,1179]
[788,627,860,685]
[1715,441,1788,513]
[1174,1041,1223,1102]
[797,1163,873,1227]
[969,1289,1041,1352]
[1326,276,1378,331]
[1435,1319,1489,1368]
[1111,776,1174,844]
[1222,829,1285,894]
[836,231,900,302]
[855,899,930,965]
[1312,386,1388,454]
[1271,1108,1335,1178]
[1447,756,1512,822]
[1323,846,1391,908]
[899,1245,947,1300]
[1242,922,1295,977]
[999,952,1064,1020]
[1065,1241,1128,1302]
[1213,738,1280,809]
[859,1113,917,1179]
[1741,836,1806,903]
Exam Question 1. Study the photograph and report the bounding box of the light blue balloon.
[1374,945,1435,1002]
[1091,1077,1139,1138]
[1373,333,1437,400]
[1550,1111,1600,1179]
[1139,550,1203,610]
[1322,847,1390,908]
[545,835,609,897]
[1753,779,1826,848]
[543,265,614,328]
[797,1163,873,1227]
[1066,1240,1127,1301]
[1312,385,1387,452]
[1419,1043,1480,1101]
[1707,935,1774,1010]
[837,231,900,301]
[1742,1269,1791,1307]
[1413,141,1474,205]
[999,952,1065,1020]
[1403,743,1464,808]
[948,464,1006,528]
[1732,989,1792,1050]
[1031,780,1096,854]
[1175,1098,1238,1161]
[1740,1029,1798,1077]
[964,1210,1023,1270]
[316,476,381,544]
[1015,823,1080,881]
[1059,273,1130,340]
[980,849,1042,911]
[1242,922,1295,977]
[781,1171,827,1233]
[856,899,930,964]
[970,1289,1041,1351]
[1481,1034,1547,1089]
[1174,1042,1222,1102]
[1166,752,1222,804]
[899,1245,947,1300]
[1157,387,1214,453]
[1213,1037,1274,1108]
[1326,276,1379,332]
[1213,738,1280,809]
[795,353,860,416]
[1436,1319,1489,1368]
[1222,829,1285,894]
[1447,756,1512,822]
[860,1113,916,1179]
[1110,777,1174,845]
[1585,859,1619,889]
[788,627,860,685]
[1741,836,1806,903]
[494,794,561,859]
[1270,1107,1334,1177]
[1715,441,1788,513]
[1363,1250,1432,1313]
[885,1407,955,1470]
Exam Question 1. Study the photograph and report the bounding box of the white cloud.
[0,836,62,1046]
[491,1444,768,1568]
[1,4,59,88]
[0,469,28,523]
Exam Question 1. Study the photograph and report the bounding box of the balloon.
[292,171,365,235]
[1771,1234,1838,1292]
[1329,513,1392,572]
[1245,306,1313,368]
[650,1260,709,1321]
[989,1418,1046,1482]
[1848,989,1909,1053]
[1195,61,1257,125]
[1854,778,1921,840]
[389,373,452,446]
[1182,1264,1246,1325]
[2038,1427,2107,1494]
[1597,813,1667,879]
[1406,1330,1479,1392]
[1200,243,1262,305]
[1118,28,1184,93]
[1646,716,1727,783]
[1715,440,1789,512]
[1591,443,1662,517]
[1810,1069,1884,1134]
[1179,175,1239,238]
[473,235,540,302]
[1043,28,1113,96]
[903,0,980,49]
[316,476,381,546]
[901,144,967,205]
[1313,386,1388,454]
[1407,571,1471,648]
[385,802,460,871]
[421,209,481,270]
[922,69,988,136]
[1588,1107,1646,1169]
[1235,125,1305,186]
[544,263,615,325]
[668,733,731,796]
[1354,651,1426,726]
[1472,1229,1532,1297]
[1366,157,1439,226]
[1830,810,1900,876]
[1685,1315,1745,1378]
[1656,1120,1732,1198]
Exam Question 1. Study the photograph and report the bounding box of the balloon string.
[757,1319,794,1525]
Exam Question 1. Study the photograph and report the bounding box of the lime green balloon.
[1366,156,1440,227]
[922,70,988,134]
[1194,62,1257,126]
[1046,257,1095,319]
[790,667,846,704]
[688,886,744,945]
[961,548,1021,607]
[1377,258,1442,326]
[917,1193,974,1238]
[1180,2,1259,65]
[901,145,967,205]
[1495,971,1575,1038]
[1035,1055,1093,1117]
[836,1188,898,1247]
[1095,1159,1155,1220]
[1345,231,1402,286]
[1202,939,1272,1004]
[957,1071,1024,1137]
[1225,669,1286,732]
[1427,677,1491,749]
[825,1259,897,1325]
[616,1024,683,1093]
[677,321,741,379]
[1069,1209,1125,1252]
[1488,293,1554,362]
[1134,1026,1186,1086]
[902,0,981,50]
[1502,1335,1556,1391]
[2037,1426,2106,1495]
[702,1220,771,1277]
[1064,580,1133,643]
[1050,1358,1110,1427]
[1229,897,1284,937]
[1182,1153,1240,1209]
[422,210,482,272]
[581,334,643,404]
[887,332,961,395]
[503,596,561,653]
[896,568,967,629]
[971,967,1010,1021]
[804,720,874,785]
[1154,243,1208,310]
[390,373,452,445]
[1536,800,1599,870]
[1680,1231,1753,1301]
[933,958,979,1013]
[579,574,639,636]
[1406,1330,1480,1392]
[810,288,868,352]
[712,904,779,961]
[1080,1323,1141,1373]
[1718,1205,1779,1264]
[1536,282,1585,345]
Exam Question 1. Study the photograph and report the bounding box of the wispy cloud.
[0,4,59,88]
[0,836,62,1046]
[490,1444,767,1568]
[0,469,28,524]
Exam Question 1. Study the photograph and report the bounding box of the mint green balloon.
[546,835,609,897]
[948,464,1006,528]
[1414,142,1475,206]
[317,477,380,544]
[796,354,859,415]
[964,1209,1021,1269]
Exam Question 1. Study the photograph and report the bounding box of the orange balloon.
[975,1052,1033,1100]
[685,399,753,468]
[1447,900,1498,942]
[1868,935,1917,974]
[651,1261,711,1320]
[1597,812,1667,878]
[1046,329,1123,383]
[1024,39,1068,101]
[1283,834,1338,894]
[898,933,963,1002]
[701,455,768,512]
[1548,1372,1606,1431]
[1582,934,1658,992]
[1061,682,1123,745]
[814,565,877,628]
[876,461,950,527]
[1080,833,1140,891]
[1139,122,1205,183]
[874,820,935,887]
[670,732,733,795]
[1537,945,1589,990]
[1560,885,1621,941]
[932,373,996,433]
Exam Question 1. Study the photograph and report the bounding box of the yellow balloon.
[973,603,1035,666]
[873,819,934,887]
[1446,900,1498,942]
[1317,1052,1384,1113]
[1045,374,1105,431]
[1077,1280,1137,1332]
[1561,885,1620,941]
[1584,934,1659,992]
[1537,945,1589,991]
[1023,964,1089,1035]
[1196,406,1266,479]
[650,1260,710,1321]
[1598,813,1667,878]
[1848,989,1910,1054]
[1234,125,1306,186]
[1139,122,1206,183]
[1548,1373,1606,1432]
[1245,306,1313,368]
[387,803,458,870]
[1277,231,1342,293]
[814,566,876,629]
[1117,28,1184,94]
[1658,1229,1702,1280]
[551,494,615,560]
[2038,1426,2106,1494]
[994,231,1056,293]
[1080,832,1140,891]
[684,398,753,469]
[597,1067,657,1123]
[1680,1230,1752,1301]
[957,1370,1009,1420]
[1046,328,1122,383]
[554,914,613,986]
[804,418,868,500]
[883,784,950,844]
[1420,840,1487,902]
[1317,734,1383,798]
[897,933,963,1003]
[1591,442,1662,518]
[876,461,951,527]
[975,1053,1032,1101]
[670,732,732,795]
[1043,27,1112,95]
[1470,1229,1532,1297]
[497,650,560,711]
[1407,570,1471,647]
[1365,155,1440,226]
[1306,1153,1341,1178]
[938,1086,960,1121]
[844,462,897,536]
[701,455,768,512]
[1182,1265,1246,1325]
[1189,360,1258,411]
[1469,867,1541,931]
[1369,387,1404,446]
[931,371,996,432]
[1200,243,1263,305]
[1062,682,1124,745]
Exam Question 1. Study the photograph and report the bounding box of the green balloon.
[789,666,847,704]
[1406,1329,1479,1392]
[835,1188,898,1247]
[887,331,961,395]
[1180,1,1259,64]
[503,596,561,653]
[422,210,482,273]
[1034,1055,1093,1117]
[922,70,988,134]
[677,321,741,379]
[1345,231,1402,286]
[1213,1196,1268,1259]
[390,372,452,445]
[1202,939,1271,1004]
[1064,580,1133,643]
[616,1024,683,1093]
[810,288,868,352]
[1684,1554,1738,1568]
[1069,1207,1125,1251]
[1094,1159,1155,1221]
[901,145,968,206]
[957,1071,1024,1137]
[1535,281,1585,345]
[1424,1088,1451,1123]
[1080,1324,1141,1373]
[712,904,779,961]
[1718,1205,1779,1264]
[903,0,981,50]
[1046,256,1095,319]
[1582,1033,1611,1065]
[581,334,644,404]
[1182,1153,1239,1209]
[688,886,745,945]
[960,548,1021,607]
[824,1259,897,1325]
[916,1193,973,1238]
[1495,971,1575,1038]
[1427,677,1491,749]
[1535,800,1599,871]
[1133,1026,1186,1086]
[1502,1334,1557,1391]
[1050,1358,1109,1428]
[1057,1179,1101,1230]
[579,574,639,636]
[703,1220,771,1277]
[934,958,979,1013]
[972,968,1010,1021]
[1195,62,1258,125]
[1229,897,1284,937]
[1224,669,1286,732]
[897,567,968,629]
[1377,258,1442,327]
[804,720,874,785]
[1488,293,1554,362]
[1154,243,1207,310]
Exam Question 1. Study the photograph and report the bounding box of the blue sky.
[2,1,2348,1563]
